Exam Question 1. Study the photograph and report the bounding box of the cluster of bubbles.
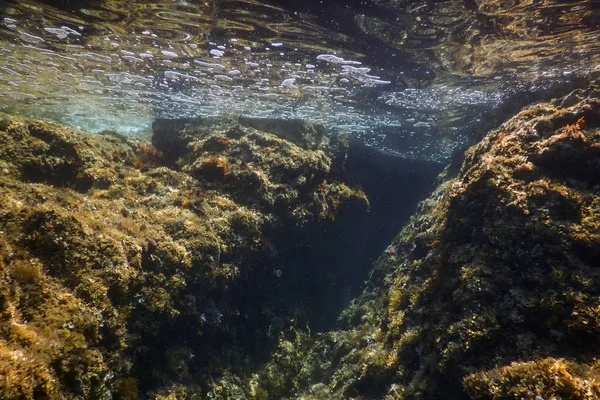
[0,3,396,140]
[0,0,595,161]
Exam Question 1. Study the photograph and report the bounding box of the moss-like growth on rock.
[265,98,600,399]
[463,357,600,400]
[0,113,368,398]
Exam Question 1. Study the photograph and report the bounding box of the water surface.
[1,0,598,160]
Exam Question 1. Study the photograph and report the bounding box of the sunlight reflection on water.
[0,0,598,161]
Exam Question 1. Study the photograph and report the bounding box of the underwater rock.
[152,116,369,225]
[0,113,368,398]
[236,118,328,151]
[253,97,600,399]
[5,93,600,399]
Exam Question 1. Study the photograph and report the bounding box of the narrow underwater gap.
[123,116,445,397]
[299,140,445,331]
[238,137,445,333]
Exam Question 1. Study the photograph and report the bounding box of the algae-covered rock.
[0,113,368,398]
[463,357,600,400]
[151,116,358,222]
[6,95,600,399]
[272,98,600,399]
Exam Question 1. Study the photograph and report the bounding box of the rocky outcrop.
[4,94,600,400]
[262,98,600,400]
[0,114,368,399]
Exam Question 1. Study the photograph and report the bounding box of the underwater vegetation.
[2,80,600,400]
[0,114,368,398]
[253,89,600,399]
[1,0,600,398]
[215,84,600,399]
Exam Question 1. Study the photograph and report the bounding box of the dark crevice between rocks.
[151,118,444,336]
[131,117,444,396]
[286,139,446,331]
[345,139,444,262]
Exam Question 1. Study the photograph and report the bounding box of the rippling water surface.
[1,0,599,160]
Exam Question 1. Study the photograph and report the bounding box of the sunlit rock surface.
[0,114,368,398]
[240,95,600,399]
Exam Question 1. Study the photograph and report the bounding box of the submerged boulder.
[152,117,356,221]
[257,98,600,399]
[0,114,368,399]
[4,93,600,399]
